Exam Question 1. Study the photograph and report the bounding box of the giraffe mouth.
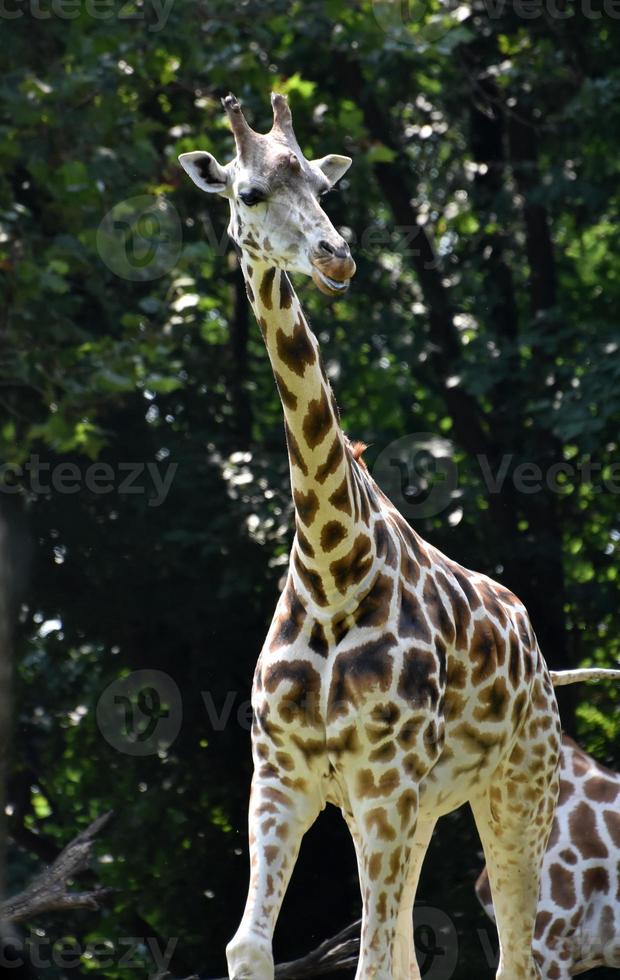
[311,267,351,296]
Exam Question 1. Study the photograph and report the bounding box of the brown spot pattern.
[393,513,431,568]
[398,587,431,645]
[582,866,610,900]
[303,387,332,450]
[331,613,350,645]
[508,630,521,688]
[570,801,608,859]
[328,634,396,720]
[275,371,298,411]
[398,648,439,708]
[328,475,352,516]
[473,677,510,723]
[397,789,417,828]
[330,534,373,594]
[260,267,276,309]
[326,725,360,757]
[397,717,425,751]
[271,584,306,649]
[470,619,498,685]
[263,660,322,727]
[558,779,575,806]
[353,573,393,628]
[436,570,471,649]
[364,806,397,841]
[285,423,309,477]
[296,526,315,559]
[375,520,398,569]
[276,319,316,378]
[603,808,620,846]
[320,520,347,552]
[308,621,328,658]
[584,777,618,804]
[479,581,508,628]
[453,723,502,761]
[549,862,576,910]
[293,487,320,526]
[357,768,401,798]
[450,565,482,610]
[423,574,454,645]
[315,437,345,484]
[370,742,397,763]
[279,271,293,309]
[534,910,553,939]
[294,553,328,607]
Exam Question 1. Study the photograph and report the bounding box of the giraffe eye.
[239,189,265,207]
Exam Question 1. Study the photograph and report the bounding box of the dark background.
[1,0,619,976]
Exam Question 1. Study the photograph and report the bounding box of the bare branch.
[181,919,361,980]
[0,811,114,923]
[274,919,360,977]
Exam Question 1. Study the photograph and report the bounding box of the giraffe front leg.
[393,817,436,979]
[226,770,322,980]
[349,784,421,980]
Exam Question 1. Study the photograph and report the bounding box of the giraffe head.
[179,93,356,296]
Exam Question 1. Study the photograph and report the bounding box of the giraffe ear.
[311,154,352,187]
[178,151,231,195]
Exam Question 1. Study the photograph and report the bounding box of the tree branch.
[0,812,114,923]
[180,918,361,980]
[273,919,360,978]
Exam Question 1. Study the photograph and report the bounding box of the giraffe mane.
[348,439,368,468]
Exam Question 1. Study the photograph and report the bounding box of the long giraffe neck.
[241,255,377,611]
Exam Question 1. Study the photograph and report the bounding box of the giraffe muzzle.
[311,252,357,296]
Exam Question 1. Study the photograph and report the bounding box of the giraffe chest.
[252,627,490,815]
[252,564,552,816]
[253,612,444,767]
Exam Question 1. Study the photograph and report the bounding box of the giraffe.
[179,92,564,980]
[477,733,620,978]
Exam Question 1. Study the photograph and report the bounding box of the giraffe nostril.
[318,240,350,260]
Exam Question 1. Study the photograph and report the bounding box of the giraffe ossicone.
[180,93,563,980]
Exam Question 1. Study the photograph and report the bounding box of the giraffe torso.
[477,736,620,978]
[252,460,557,830]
